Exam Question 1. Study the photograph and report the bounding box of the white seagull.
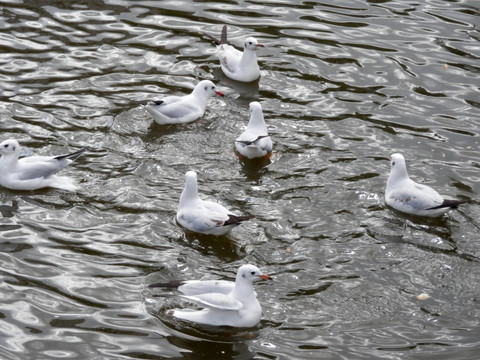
[149,264,272,328]
[144,80,224,125]
[204,25,264,83]
[0,138,88,191]
[235,101,272,159]
[176,171,254,235]
[385,153,469,217]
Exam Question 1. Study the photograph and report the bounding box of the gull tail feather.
[48,176,79,192]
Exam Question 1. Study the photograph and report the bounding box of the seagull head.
[249,101,262,115]
[195,80,224,99]
[0,139,20,157]
[247,101,268,131]
[389,153,409,182]
[237,264,272,284]
[244,37,264,51]
[179,170,201,208]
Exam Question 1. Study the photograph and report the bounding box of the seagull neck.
[0,153,18,168]
[240,49,258,68]
[232,276,255,300]
[387,166,409,188]
[248,113,267,133]
[179,179,200,207]
[190,89,209,107]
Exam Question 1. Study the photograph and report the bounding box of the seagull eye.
[250,271,256,275]
[4,144,8,148]
[249,41,252,45]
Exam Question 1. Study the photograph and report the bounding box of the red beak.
[256,44,264,48]
[215,91,224,97]
[259,274,272,280]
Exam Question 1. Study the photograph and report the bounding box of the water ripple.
[0,0,480,359]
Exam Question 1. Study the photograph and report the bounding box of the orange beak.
[259,274,272,280]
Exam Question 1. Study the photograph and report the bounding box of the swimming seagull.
[385,153,470,217]
[144,80,224,125]
[0,138,88,191]
[176,171,254,235]
[149,264,272,328]
[204,25,264,83]
[235,101,272,159]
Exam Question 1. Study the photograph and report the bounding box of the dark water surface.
[1,0,480,359]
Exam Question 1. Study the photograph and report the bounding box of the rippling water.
[1,0,480,359]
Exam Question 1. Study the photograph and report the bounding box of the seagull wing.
[180,293,243,310]
[179,280,234,296]
[16,156,69,180]
[218,44,242,73]
[388,181,444,210]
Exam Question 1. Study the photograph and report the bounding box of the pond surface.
[1,0,480,359]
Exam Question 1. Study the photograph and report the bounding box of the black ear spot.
[204,86,208,91]
[392,161,395,166]
[12,146,16,151]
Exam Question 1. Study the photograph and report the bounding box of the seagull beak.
[258,274,272,281]
[256,44,264,48]
[215,91,224,97]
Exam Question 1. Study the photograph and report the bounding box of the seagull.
[235,102,272,159]
[176,171,254,235]
[149,264,272,328]
[385,153,470,217]
[204,25,264,83]
[144,80,224,125]
[0,138,88,191]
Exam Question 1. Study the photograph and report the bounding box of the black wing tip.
[220,24,228,44]
[235,135,270,146]
[141,100,164,106]
[427,199,472,210]
[224,214,255,226]
[72,146,89,157]
[203,24,228,45]
[148,280,185,289]
[54,146,89,161]
[202,31,221,45]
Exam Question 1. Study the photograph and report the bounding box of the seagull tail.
[48,176,79,192]
[224,214,255,226]
[54,147,89,162]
